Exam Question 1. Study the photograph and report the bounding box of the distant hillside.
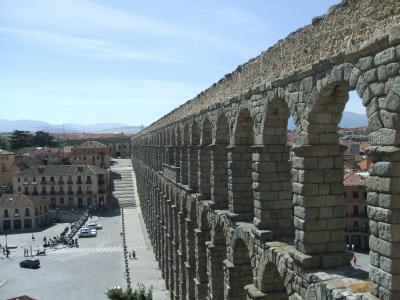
[287,111,367,130]
[0,119,143,134]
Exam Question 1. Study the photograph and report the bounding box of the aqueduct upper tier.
[131,0,400,299]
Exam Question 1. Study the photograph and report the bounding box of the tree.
[106,284,153,300]
[0,137,11,150]
[10,130,33,149]
[33,131,57,147]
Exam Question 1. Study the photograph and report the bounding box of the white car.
[87,223,102,230]
[90,228,97,237]
[79,227,92,238]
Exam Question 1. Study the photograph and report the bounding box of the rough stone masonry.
[131,0,400,299]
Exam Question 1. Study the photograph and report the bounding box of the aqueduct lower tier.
[131,1,400,299]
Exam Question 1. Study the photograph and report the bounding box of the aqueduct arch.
[132,1,400,299]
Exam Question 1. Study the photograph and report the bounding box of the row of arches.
[132,53,400,299]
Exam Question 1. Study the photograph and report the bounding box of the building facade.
[58,133,132,158]
[13,165,108,209]
[0,149,20,190]
[344,172,369,251]
[0,194,49,232]
[68,141,111,169]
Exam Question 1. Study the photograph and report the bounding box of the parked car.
[90,229,97,237]
[79,227,92,238]
[20,259,40,269]
[87,223,102,230]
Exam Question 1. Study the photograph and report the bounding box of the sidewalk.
[123,169,169,299]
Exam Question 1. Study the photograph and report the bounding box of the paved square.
[0,159,168,300]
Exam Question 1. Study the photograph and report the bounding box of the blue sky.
[0,0,364,126]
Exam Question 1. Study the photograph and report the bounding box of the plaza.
[0,159,168,300]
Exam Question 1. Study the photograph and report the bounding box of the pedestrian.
[346,244,350,250]
[351,244,355,251]
[132,250,136,259]
[32,234,35,241]
[352,255,358,266]
[6,249,10,258]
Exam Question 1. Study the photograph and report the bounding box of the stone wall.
[131,1,400,299]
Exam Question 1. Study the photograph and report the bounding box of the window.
[343,192,347,199]
[41,177,46,183]
[1,162,5,171]
[352,191,359,199]
[25,208,30,217]
[60,197,64,205]
[50,177,55,183]
[24,187,29,194]
[24,177,28,183]
[32,176,36,183]
[18,177,21,182]
[4,209,9,218]
[364,192,367,199]
[353,220,359,231]
[353,205,359,217]
[18,186,21,192]
[14,208,19,217]
[364,206,367,217]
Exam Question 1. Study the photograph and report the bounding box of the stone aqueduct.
[131,1,400,299]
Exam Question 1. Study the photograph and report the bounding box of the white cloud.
[0,27,185,63]
[0,0,232,48]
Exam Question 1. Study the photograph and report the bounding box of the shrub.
[106,284,153,300]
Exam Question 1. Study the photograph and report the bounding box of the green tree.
[0,137,11,150]
[33,131,57,147]
[106,284,152,300]
[10,130,33,149]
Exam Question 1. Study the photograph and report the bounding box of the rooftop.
[0,194,47,208]
[17,165,107,177]
[77,141,108,149]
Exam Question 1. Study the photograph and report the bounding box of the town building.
[13,165,108,209]
[66,141,110,169]
[0,194,49,232]
[56,133,132,158]
[0,149,20,193]
[344,171,369,251]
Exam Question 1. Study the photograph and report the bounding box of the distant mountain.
[0,119,143,134]
[287,111,367,130]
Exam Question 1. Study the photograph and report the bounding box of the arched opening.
[181,124,190,185]
[212,113,229,209]
[189,121,200,192]
[208,223,227,299]
[229,109,254,215]
[185,202,197,300]
[176,126,182,168]
[255,97,293,236]
[259,263,288,299]
[228,238,253,299]
[195,208,211,298]
[199,118,212,198]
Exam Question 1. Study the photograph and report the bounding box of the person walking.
[352,255,358,266]
[31,234,35,241]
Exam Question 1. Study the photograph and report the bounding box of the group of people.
[128,249,136,259]
[1,245,10,258]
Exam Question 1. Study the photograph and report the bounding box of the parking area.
[0,210,125,300]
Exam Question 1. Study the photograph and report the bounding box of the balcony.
[41,191,47,195]
[86,191,93,195]
[23,181,29,185]
[99,189,106,193]
[57,191,65,195]
[86,180,92,184]
[32,181,37,185]
[77,180,83,185]
[50,190,56,195]
[49,181,55,185]
[67,181,73,185]
[23,191,29,195]
[58,181,64,185]
[98,180,105,185]
[41,181,47,185]
[77,190,83,195]
[32,191,38,195]
[67,191,74,195]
